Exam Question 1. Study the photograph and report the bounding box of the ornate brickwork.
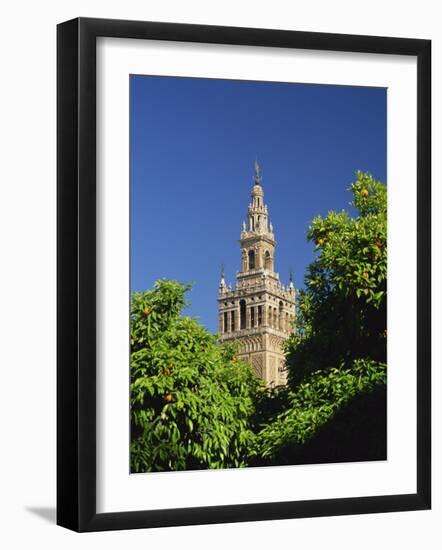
[218,162,295,386]
[251,354,264,379]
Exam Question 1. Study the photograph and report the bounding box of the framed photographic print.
[57,17,431,532]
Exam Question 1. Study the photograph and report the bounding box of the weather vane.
[254,158,261,183]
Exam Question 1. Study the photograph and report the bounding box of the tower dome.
[252,183,264,197]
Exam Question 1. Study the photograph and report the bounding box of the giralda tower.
[218,162,295,386]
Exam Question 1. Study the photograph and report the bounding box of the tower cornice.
[239,233,275,246]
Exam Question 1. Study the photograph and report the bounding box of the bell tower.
[218,162,295,386]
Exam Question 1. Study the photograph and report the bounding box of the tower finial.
[289,269,294,289]
[219,263,226,289]
[254,159,261,183]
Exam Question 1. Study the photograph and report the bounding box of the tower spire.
[219,263,226,289]
[247,160,269,236]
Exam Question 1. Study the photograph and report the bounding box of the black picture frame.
[57,17,431,532]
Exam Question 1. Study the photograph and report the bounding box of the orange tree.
[251,172,387,464]
[130,280,259,472]
[130,172,388,470]
[286,171,387,386]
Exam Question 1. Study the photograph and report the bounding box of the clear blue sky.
[130,75,386,333]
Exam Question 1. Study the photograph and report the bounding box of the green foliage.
[130,280,260,472]
[253,359,386,462]
[285,171,387,385]
[130,171,388,471]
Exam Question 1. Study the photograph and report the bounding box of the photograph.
[0,0,434,542]
[129,75,388,473]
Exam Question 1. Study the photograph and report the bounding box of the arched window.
[264,250,272,270]
[251,306,255,327]
[223,312,228,333]
[240,299,246,330]
[258,305,263,326]
[279,301,284,330]
[231,310,235,332]
[248,249,255,270]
